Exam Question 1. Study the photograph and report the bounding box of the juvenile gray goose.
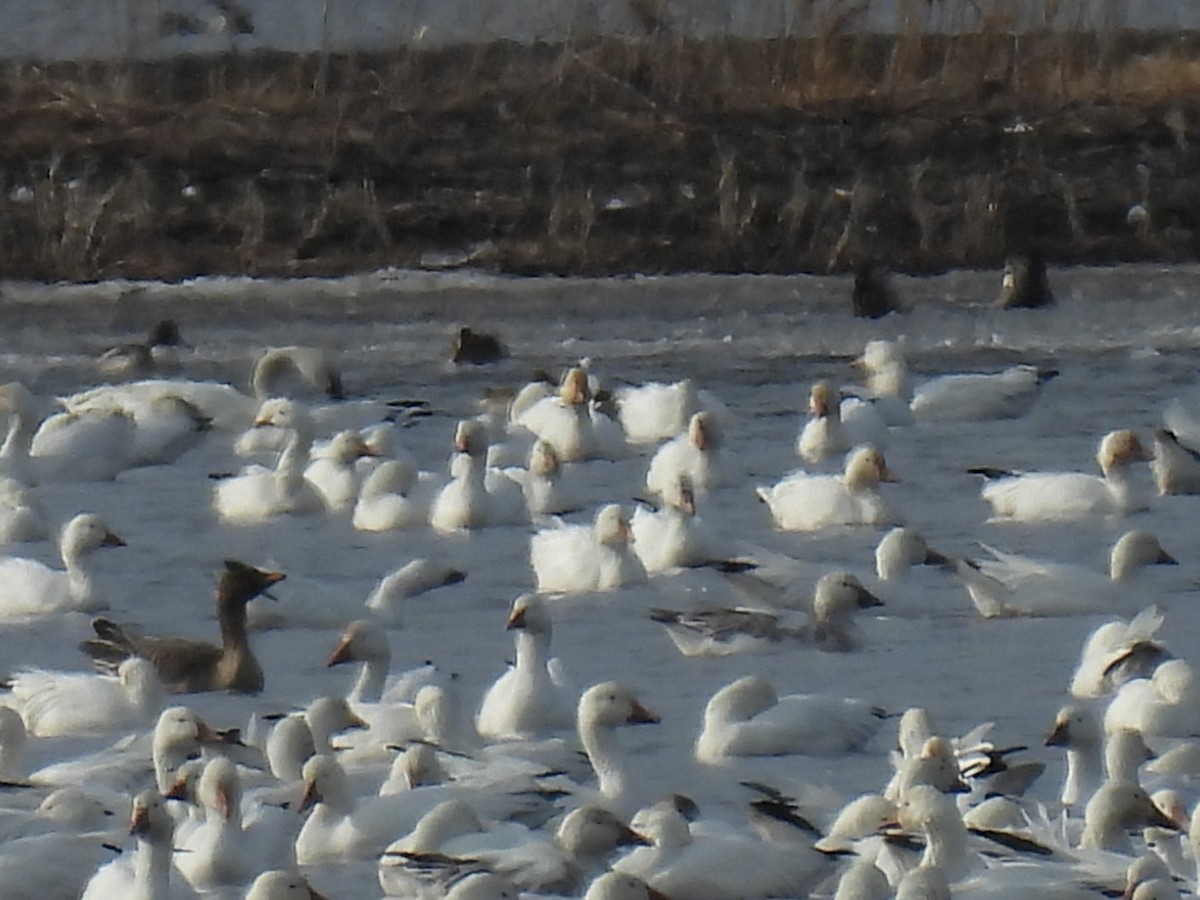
[79,560,285,694]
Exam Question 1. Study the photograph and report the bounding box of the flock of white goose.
[0,321,1198,900]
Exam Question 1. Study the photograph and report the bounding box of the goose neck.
[580,720,626,801]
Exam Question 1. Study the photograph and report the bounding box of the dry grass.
[0,27,1199,279]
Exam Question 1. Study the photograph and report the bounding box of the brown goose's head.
[219,559,286,606]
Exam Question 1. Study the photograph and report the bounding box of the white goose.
[0,381,136,482]
[645,411,722,497]
[630,476,710,573]
[430,419,527,533]
[516,367,626,462]
[796,380,850,465]
[910,364,1053,422]
[1151,428,1200,495]
[617,377,726,444]
[531,504,647,593]
[477,593,574,740]
[245,870,329,900]
[363,558,468,625]
[1104,659,1200,740]
[4,656,162,737]
[954,530,1178,618]
[572,682,660,812]
[975,429,1154,521]
[1069,605,1170,699]
[613,799,834,900]
[352,458,436,531]
[694,674,884,763]
[0,512,125,620]
[302,428,379,510]
[213,398,325,524]
[80,789,199,900]
[1044,705,1104,812]
[852,339,913,426]
[757,445,900,531]
[175,757,295,889]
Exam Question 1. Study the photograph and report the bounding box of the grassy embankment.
[3,15,1200,280]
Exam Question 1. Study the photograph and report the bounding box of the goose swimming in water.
[79,560,285,694]
[757,445,900,531]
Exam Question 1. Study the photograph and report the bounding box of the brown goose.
[79,560,284,694]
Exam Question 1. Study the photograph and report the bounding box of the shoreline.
[2,34,1199,282]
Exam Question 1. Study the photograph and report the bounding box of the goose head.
[808,380,835,418]
[326,619,390,668]
[896,707,935,757]
[245,870,329,900]
[528,439,560,477]
[813,571,884,620]
[298,754,351,815]
[252,397,314,435]
[594,504,633,547]
[1045,704,1102,751]
[304,695,368,749]
[557,805,649,858]
[875,528,948,580]
[506,592,552,636]
[688,411,718,451]
[1110,531,1177,581]
[560,367,591,406]
[37,786,118,829]
[703,675,777,724]
[579,682,659,731]
[584,871,671,900]
[843,445,897,489]
[663,475,696,517]
[152,706,219,780]
[453,418,488,457]
[445,872,521,900]
[219,559,286,609]
[630,800,692,850]
[324,429,379,464]
[59,513,125,564]
[387,742,446,791]
[1082,782,1179,850]
[856,339,909,399]
[394,797,482,853]
[197,756,242,820]
[129,789,174,842]
[1098,430,1154,475]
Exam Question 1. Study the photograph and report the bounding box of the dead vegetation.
[1,27,1199,280]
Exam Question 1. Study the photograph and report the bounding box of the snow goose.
[1069,605,1170,699]
[175,757,295,889]
[122,394,211,467]
[1080,782,1179,852]
[796,380,849,465]
[1104,659,1200,740]
[757,444,900,531]
[515,367,626,462]
[80,789,199,900]
[353,458,435,531]
[80,559,285,694]
[617,377,727,445]
[431,419,527,532]
[975,429,1154,521]
[572,682,660,811]
[29,705,222,796]
[585,870,671,900]
[363,559,467,625]
[630,476,710,573]
[910,364,1054,422]
[613,799,833,900]
[695,674,884,763]
[4,656,163,737]
[531,504,647,593]
[954,530,1178,618]
[1150,428,1200,495]
[0,476,48,543]
[477,593,575,740]
[645,411,722,497]
[852,339,913,425]
[0,381,137,482]
[250,345,343,402]
[647,569,882,656]
[245,870,329,900]
[302,428,379,510]
[97,319,188,379]
[214,398,326,524]
[1044,705,1104,812]
[505,438,575,517]
[0,512,125,620]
